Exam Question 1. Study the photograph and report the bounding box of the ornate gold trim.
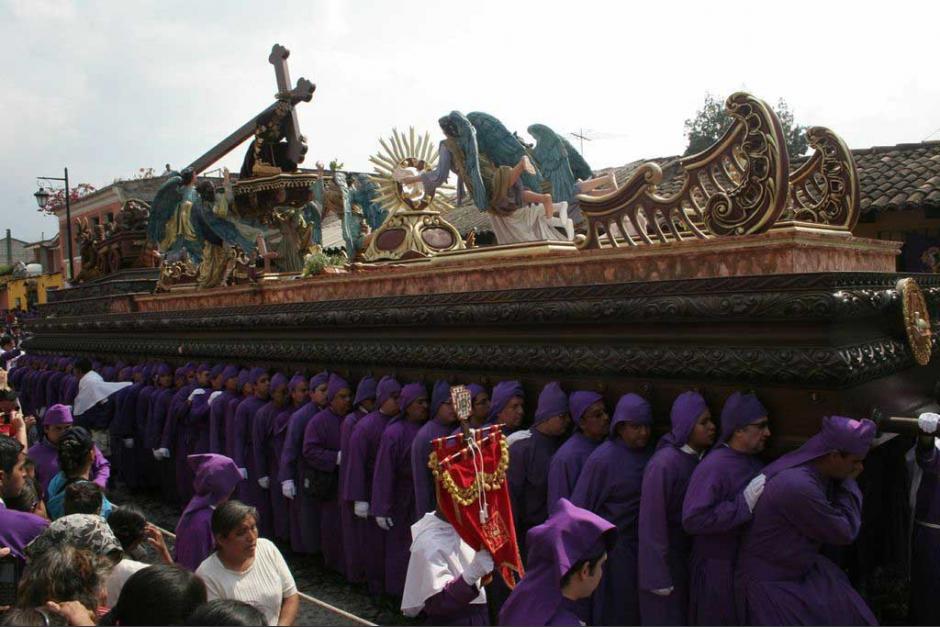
[428,435,510,507]
[898,277,932,366]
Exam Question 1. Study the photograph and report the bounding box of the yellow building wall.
[3,273,64,309]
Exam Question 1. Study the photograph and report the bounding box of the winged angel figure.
[148,168,262,281]
[396,111,616,244]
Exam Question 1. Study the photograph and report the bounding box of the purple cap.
[718,392,767,444]
[270,372,289,390]
[399,383,427,412]
[609,393,652,436]
[154,363,172,377]
[376,376,401,406]
[288,373,306,392]
[659,391,708,450]
[186,454,243,510]
[236,369,251,390]
[196,363,211,373]
[247,367,267,385]
[430,380,452,418]
[569,391,603,426]
[354,376,378,406]
[43,404,73,426]
[534,381,568,425]
[209,364,225,379]
[488,380,524,421]
[309,371,330,390]
[467,383,487,401]
[763,415,875,480]
[221,365,240,383]
[327,374,350,402]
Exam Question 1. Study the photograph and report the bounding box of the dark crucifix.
[185,44,316,177]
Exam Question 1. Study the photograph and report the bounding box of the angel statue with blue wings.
[149,168,262,287]
[395,111,616,244]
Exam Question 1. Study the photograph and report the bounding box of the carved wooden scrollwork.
[779,126,860,230]
[576,92,790,249]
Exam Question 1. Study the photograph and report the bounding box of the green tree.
[683,94,808,157]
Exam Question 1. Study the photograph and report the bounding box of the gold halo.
[369,127,453,214]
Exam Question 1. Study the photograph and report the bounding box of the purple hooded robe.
[546,391,604,509]
[232,368,271,534]
[638,391,708,626]
[681,392,767,626]
[411,380,457,520]
[500,498,617,626]
[109,371,144,487]
[344,375,401,596]
[208,366,240,455]
[508,382,568,561]
[302,374,350,575]
[278,372,328,555]
[339,375,377,584]
[174,453,243,571]
[372,382,427,597]
[250,372,288,540]
[571,393,652,626]
[735,416,877,626]
[910,436,940,625]
[0,502,48,565]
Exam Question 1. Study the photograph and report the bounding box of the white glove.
[208,390,224,404]
[336,451,342,466]
[187,388,207,402]
[282,480,296,499]
[354,501,370,518]
[122,438,134,449]
[744,473,766,513]
[157,448,170,459]
[651,587,674,597]
[918,412,940,434]
[462,549,494,585]
[376,516,394,531]
[258,476,270,489]
[152,449,162,460]
[238,468,248,480]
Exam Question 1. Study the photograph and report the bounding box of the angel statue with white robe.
[395,111,616,244]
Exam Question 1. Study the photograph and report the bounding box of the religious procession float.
[25,44,938,593]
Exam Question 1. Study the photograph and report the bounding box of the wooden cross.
[186,44,316,174]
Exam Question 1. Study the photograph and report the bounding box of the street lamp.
[34,167,74,282]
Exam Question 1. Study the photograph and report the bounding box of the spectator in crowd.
[26,514,123,567]
[63,481,104,517]
[196,501,298,626]
[0,607,69,626]
[5,475,48,520]
[46,427,114,520]
[106,506,173,606]
[0,434,48,563]
[185,599,267,627]
[101,564,207,626]
[15,544,109,623]
[27,405,110,493]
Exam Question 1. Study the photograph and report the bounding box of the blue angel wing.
[559,135,593,181]
[147,173,183,244]
[194,197,255,252]
[445,111,488,210]
[528,124,577,204]
[467,112,544,192]
[351,174,387,230]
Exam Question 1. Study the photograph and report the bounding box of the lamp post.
[34,167,73,281]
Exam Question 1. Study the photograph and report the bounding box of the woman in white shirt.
[196,501,299,626]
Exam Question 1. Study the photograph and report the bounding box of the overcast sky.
[2,0,938,240]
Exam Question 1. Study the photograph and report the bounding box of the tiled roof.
[443,140,940,235]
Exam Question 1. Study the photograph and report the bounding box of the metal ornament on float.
[363,128,464,261]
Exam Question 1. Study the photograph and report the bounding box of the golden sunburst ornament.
[369,127,453,213]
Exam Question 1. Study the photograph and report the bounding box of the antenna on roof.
[568,129,630,157]
[923,125,940,142]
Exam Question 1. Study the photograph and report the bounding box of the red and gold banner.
[430,425,523,588]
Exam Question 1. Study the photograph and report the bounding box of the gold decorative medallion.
[897,277,932,366]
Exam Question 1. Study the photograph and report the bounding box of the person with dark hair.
[0,434,48,562]
[64,480,104,516]
[6,474,48,520]
[47,426,114,519]
[104,505,173,605]
[0,607,68,626]
[27,404,110,493]
[185,599,267,626]
[500,499,617,626]
[0,334,21,371]
[15,544,108,621]
[196,500,298,626]
[102,563,207,626]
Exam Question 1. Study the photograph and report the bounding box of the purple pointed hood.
[569,391,603,427]
[534,381,568,426]
[763,415,876,480]
[488,380,524,422]
[717,392,767,445]
[353,376,377,406]
[658,391,708,450]
[609,393,652,436]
